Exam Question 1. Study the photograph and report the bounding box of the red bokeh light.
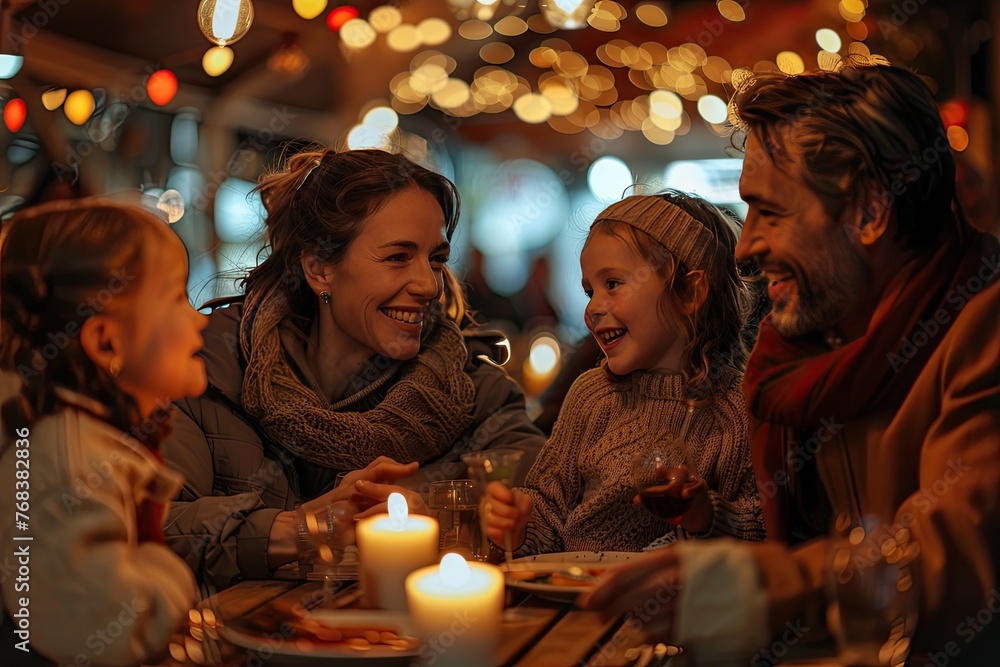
[939,99,969,129]
[147,69,178,106]
[326,6,359,32]
[4,98,26,133]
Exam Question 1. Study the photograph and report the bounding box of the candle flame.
[388,492,408,530]
[440,553,471,588]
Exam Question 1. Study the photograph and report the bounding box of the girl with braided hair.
[0,198,205,665]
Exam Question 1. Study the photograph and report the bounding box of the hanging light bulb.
[146,69,178,106]
[539,0,595,29]
[202,46,234,76]
[197,0,254,47]
[292,0,327,20]
[4,98,26,132]
[64,90,95,125]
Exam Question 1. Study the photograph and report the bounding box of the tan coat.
[0,377,197,666]
[752,279,1000,662]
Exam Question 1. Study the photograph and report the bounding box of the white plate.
[500,551,638,603]
[221,609,421,664]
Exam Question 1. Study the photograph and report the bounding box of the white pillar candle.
[356,493,439,610]
[405,553,505,667]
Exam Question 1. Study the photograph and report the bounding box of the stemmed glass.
[631,438,697,527]
[461,449,524,561]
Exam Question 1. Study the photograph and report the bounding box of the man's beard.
[770,241,872,339]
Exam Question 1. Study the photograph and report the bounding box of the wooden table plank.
[496,604,564,666]
[197,580,296,622]
[514,609,622,667]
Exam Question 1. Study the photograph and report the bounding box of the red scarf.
[744,231,999,539]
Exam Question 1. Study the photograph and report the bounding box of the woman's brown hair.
[242,148,468,335]
[0,199,175,447]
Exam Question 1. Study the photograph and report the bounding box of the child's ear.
[79,316,124,375]
[681,270,708,315]
[301,252,335,296]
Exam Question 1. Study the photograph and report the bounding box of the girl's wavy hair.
[728,57,970,251]
[0,199,175,449]
[586,190,754,398]
[242,147,469,334]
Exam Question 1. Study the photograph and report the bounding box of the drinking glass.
[827,512,919,666]
[631,442,694,525]
[461,449,524,560]
[427,480,490,561]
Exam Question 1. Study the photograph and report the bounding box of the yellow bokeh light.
[431,78,471,109]
[340,18,377,49]
[410,64,449,95]
[495,16,528,37]
[527,14,558,34]
[64,90,95,125]
[816,28,842,53]
[369,6,402,33]
[292,0,327,20]
[947,125,968,152]
[554,52,589,78]
[411,51,456,74]
[41,87,67,111]
[697,94,728,124]
[480,42,515,65]
[459,20,493,40]
[363,106,399,129]
[636,3,668,27]
[839,0,865,22]
[530,46,559,68]
[513,93,553,123]
[703,55,732,84]
[418,18,451,45]
[387,24,421,52]
[717,0,746,22]
[347,123,393,150]
[818,50,843,71]
[202,46,234,77]
[777,51,805,75]
[847,20,868,41]
[849,41,872,57]
[642,117,675,145]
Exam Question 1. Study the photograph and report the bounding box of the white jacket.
[1,376,197,666]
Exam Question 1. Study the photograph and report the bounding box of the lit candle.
[356,492,439,610]
[405,553,504,667]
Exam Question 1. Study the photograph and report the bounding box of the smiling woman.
[160,148,544,591]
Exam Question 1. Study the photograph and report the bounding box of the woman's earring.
[108,358,121,378]
[320,291,330,304]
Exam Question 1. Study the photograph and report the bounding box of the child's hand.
[483,481,532,550]
[677,474,712,534]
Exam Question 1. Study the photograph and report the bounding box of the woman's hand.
[483,481,532,550]
[301,456,418,515]
[349,480,428,519]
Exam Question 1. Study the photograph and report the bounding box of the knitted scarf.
[240,289,477,470]
[744,231,999,539]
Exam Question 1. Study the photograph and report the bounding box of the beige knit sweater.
[519,365,765,555]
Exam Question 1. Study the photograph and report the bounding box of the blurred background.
[0,0,995,402]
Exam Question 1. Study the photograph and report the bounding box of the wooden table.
[159,579,840,667]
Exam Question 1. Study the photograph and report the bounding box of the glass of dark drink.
[631,445,694,524]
